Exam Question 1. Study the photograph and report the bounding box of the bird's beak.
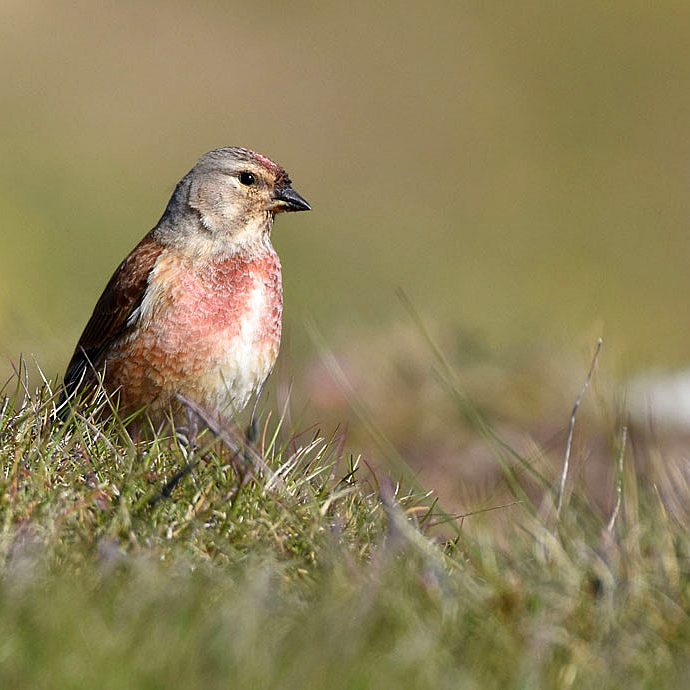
[270,186,312,213]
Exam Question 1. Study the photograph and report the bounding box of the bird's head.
[163,147,310,252]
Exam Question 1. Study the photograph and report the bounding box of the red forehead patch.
[252,152,291,186]
[253,152,280,173]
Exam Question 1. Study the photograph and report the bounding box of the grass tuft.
[0,376,689,689]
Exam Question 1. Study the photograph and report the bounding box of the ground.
[1,357,689,690]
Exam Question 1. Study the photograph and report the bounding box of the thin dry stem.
[606,426,627,533]
[556,338,603,519]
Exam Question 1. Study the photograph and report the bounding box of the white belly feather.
[199,277,278,417]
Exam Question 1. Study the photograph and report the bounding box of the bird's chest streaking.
[110,247,282,418]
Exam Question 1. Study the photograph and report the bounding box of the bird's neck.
[155,214,275,263]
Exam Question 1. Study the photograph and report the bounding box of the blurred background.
[2,1,690,506]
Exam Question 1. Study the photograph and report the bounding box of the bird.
[60,147,311,429]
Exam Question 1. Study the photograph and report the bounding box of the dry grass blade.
[426,500,522,528]
[556,338,603,520]
[606,426,627,533]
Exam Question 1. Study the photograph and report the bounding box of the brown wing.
[62,232,164,399]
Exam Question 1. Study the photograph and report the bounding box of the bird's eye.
[239,171,256,186]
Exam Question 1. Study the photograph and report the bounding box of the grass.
[0,364,689,690]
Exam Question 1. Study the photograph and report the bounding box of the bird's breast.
[117,247,283,416]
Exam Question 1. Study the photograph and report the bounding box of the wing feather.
[62,233,164,399]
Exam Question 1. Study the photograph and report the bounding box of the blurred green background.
[2,1,690,387]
